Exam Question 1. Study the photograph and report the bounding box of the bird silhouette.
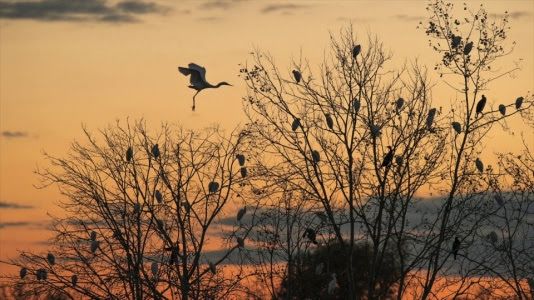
[515,96,524,109]
[370,124,381,139]
[209,261,217,274]
[395,97,405,113]
[151,144,160,158]
[292,70,302,83]
[498,104,506,116]
[426,108,437,130]
[90,231,97,241]
[126,146,133,162]
[352,44,361,58]
[236,206,247,222]
[452,122,462,134]
[325,113,334,129]
[381,146,394,168]
[91,240,99,254]
[463,41,473,55]
[47,253,55,265]
[311,150,321,163]
[353,98,361,114]
[178,63,231,111]
[237,236,245,248]
[475,158,484,173]
[240,167,248,178]
[20,267,27,279]
[151,262,159,277]
[155,190,163,203]
[487,231,498,244]
[291,118,301,131]
[303,228,318,244]
[71,275,78,287]
[236,154,246,166]
[452,237,460,260]
[476,95,486,117]
[494,194,504,207]
[451,35,462,49]
[208,181,220,193]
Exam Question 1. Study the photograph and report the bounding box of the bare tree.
[2,120,258,300]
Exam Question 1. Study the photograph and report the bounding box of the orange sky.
[1,0,533,275]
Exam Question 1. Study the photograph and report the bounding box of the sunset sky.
[0,0,533,274]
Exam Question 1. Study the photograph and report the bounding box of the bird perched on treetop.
[352,44,361,58]
[476,95,487,117]
[463,41,473,55]
[292,70,301,83]
[381,146,394,168]
[178,63,231,111]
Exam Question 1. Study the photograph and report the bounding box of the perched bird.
[47,253,55,265]
[291,118,301,131]
[151,262,159,277]
[126,146,133,162]
[155,190,163,203]
[315,262,324,275]
[90,231,97,242]
[240,167,248,178]
[178,63,231,111]
[426,108,437,130]
[381,146,394,168]
[236,154,246,166]
[352,44,361,58]
[487,231,498,245]
[133,203,141,215]
[292,70,302,83]
[325,113,334,129]
[237,237,245,248]
[475,158,484,173]
[370,124,381,138]
[353,98,361,114]
[494,194,504,207]
[151,144,160,159]
[71,275,78,287]
[463,41,473,55]
[395,156,403,167]
[515,96,524,109]
[327,273,338,295]
[20,267,27,279]
[303,228,318,244]
[476,95,487,117]
[209,261,217,274]
[208,181,220,193]
[451,35,462,49]
[452,122,462,134]
[498,104,506,116]
[91,240,100,254]
[166,246,179,264]
[36,268,47,281]
[236,206,247,222]
[395,97,405,113]
[311,150,321,163]
[452,237,461,260]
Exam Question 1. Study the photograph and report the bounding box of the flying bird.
[463,41,473,55]
[178,63,231,111]
[236,154,246,166]
[126,146,133,162]
[476,95,486,117]
[381,146,394,168]
[426,108,437,130]
[236,206,247,222]
[452,237,461,260]
[292,70,302,83]
[303,228,318,244]
[498,104,506,116]
[325,113,334,129]
[515,96,524,109]
[352,44,361,58]
[452,122,462,134]
[475,158,484,173]
[291,118,301,131]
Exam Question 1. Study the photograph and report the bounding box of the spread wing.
[178,63,207,87]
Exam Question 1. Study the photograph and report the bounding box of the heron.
[178,63,231,111]
[151,144,160,159]
[237,236,245,248]
[476,95,486,117]
[90,230,97,241]
[155,190,163,203]
[71,275,78,287]
[208,181,220,193]
[240,167,248,178]
[303,228,318,244]
[209,261,217,274]
[325,113,334,129]
[515,96,524,109]
[475,158,484,173]
[452,122,462,134]
[352,44,361,58]
[126,146,133,162]
[292,70,301,83]
[452,237,460,260]
[426,108,437,129]
[463,41,473,55]
[311,150,321,163]
[327,273,338,295]
[291,118,301,131]
[498,104,506,116]
[236,154,246,166]
[451,35,462,49]
[395,97,405,113]
[381,146,394,168]
[236,206,247,222]
[20,267,27,279]
[47,253,55,265]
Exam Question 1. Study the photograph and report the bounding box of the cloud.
[0,221,32,229]
[393,14,424,22]
[490,11,532,20]
[0,0,169,23]
[261,4,308,14]
[199,0,247,11]
[1,130,29,138]
[0,201,34,209]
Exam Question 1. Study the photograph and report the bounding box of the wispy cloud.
[0,0,169,23]
[393,14,424,22]
[261,4,308,14]
[1,130,29,138]
[0,221,32,229]
[0,201,34,209]
[490,11,532,20]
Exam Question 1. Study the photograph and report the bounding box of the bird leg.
[192,91,200,111]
